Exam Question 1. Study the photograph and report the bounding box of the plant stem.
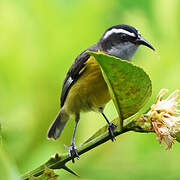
[21,114,153,179]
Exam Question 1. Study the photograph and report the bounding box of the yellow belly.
[64,56,111,114]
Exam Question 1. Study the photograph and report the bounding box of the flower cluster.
[147,89,180,149]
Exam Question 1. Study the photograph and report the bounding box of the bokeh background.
[0,0,180,179]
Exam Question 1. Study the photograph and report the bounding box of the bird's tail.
[47,108,69,140]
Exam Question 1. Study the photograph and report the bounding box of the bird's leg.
[69,114,80,163]
[100,108,116,141]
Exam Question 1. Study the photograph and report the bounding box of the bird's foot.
[68,142,79,163]
[108,123,116,142]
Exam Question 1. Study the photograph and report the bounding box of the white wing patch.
[67,76,73,85]
[103,28,136,39]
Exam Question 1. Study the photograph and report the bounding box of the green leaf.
[88,51,152,122]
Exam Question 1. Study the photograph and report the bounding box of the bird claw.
[68,143,79,163]
[108,123,116,142]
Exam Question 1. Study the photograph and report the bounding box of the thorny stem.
[21,113,154,179]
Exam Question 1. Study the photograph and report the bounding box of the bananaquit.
[47,24,155,162]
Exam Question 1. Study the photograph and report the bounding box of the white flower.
[150,89,180,115]
[147,89,180,149]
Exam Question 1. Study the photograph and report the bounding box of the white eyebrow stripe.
[103,28,136,39]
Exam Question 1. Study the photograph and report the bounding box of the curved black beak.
[136,36,155,51]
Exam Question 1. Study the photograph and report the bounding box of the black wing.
[60,44,99,107]
[60,51,90,107]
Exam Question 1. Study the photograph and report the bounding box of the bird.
[47,24,155,163]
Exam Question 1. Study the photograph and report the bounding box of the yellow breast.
[64,56,111,114]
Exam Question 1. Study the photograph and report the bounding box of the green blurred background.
[0,0,180,179]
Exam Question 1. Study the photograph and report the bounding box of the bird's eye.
[121,34,127,40]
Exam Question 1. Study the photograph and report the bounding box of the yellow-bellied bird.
[47,24,155,162]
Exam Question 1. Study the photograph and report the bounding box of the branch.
[21,113,153,179]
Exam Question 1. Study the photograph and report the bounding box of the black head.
[98,24,155,60]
